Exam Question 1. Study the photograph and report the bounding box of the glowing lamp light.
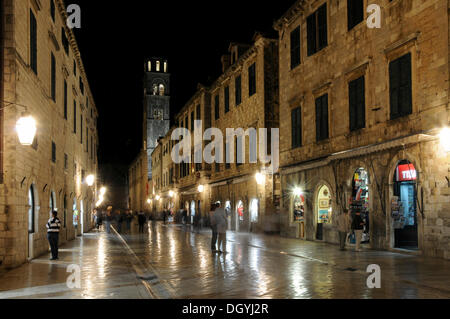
[155,195,161,201]
[439,127,450,152]
[86,174,95,186]
[255,172,265,185]
[16,114,37,146]
[169,190,174,198]
[100,187,107,196]
[198,185,204,193]
[147,199,151,204]
[293,187,303,197]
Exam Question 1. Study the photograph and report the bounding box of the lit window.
[159,84,165,96]
[156,61,160,72]
[148,61,151,72]
[164,62,168,73]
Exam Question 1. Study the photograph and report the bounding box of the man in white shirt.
[46,211,61,260]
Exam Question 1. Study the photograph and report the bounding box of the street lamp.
[86,174,95,187]
[255,172,265,185]
[293,187,303,197]
[16,113,37,146]
[100,187,107,196]
[198,185,204,193]
[169,190,175,198]
[147,198,152,204]
[439,127,450,152]
[155,195,161,201]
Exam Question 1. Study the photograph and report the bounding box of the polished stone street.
[0,221,449,299]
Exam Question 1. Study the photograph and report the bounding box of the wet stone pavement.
[0,221,450,299]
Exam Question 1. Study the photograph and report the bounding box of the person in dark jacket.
[351,210,365,252]
[46,211,61,260]
[138,211,146,233]
[209,203,218,251]
[105,207,113,233]
[125,210,133,232]
[116,210,123,233]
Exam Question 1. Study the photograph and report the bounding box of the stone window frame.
[312,82,333,144]
[384,33,420,124]
[345,60,370,134]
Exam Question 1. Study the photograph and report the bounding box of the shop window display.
[250,199,258,223]
[293,194,305,222]
[317,186,332,224]
[351,168,370,243]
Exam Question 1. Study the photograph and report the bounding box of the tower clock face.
[154,109,163,120]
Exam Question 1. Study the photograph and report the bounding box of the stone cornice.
[56,0,98,115]
[273,0,306,31]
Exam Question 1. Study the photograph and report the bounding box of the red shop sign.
[396,164,417,182]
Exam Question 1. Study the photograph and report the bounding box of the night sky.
[68,0,296,167]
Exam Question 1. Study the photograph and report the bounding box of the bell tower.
[143,58,170,179]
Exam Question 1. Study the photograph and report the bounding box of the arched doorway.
[28,185,36,259]
[292,193,305,239]
[392,160,418,249]
[236,201,244,232]
[351,168,370,243]
[225,201,232,230]
[316,185,332,240]
[190,201,196,224]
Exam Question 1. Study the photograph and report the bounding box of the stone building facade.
[274,0,450,259]
[128,150,148,213]
[207,35,279,233]
[0,0,99,269]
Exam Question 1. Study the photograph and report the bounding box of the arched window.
[164,61,168,73]
[147,61,152,72]
[159,84,165,96]
[28,186,35,234]
[152,84,158,95]
[156,61,160,72]
[317,185,332,224]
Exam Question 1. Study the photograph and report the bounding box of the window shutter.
[357,76,365,129]
[349,80,357,131]
[290,26,301,69]
[307,14,316,56]
[389,58,401,119]
[316,98,322,141]
[291,109,296,148]
[318,4,328,50]
[30,10,37,74]
[322,95,329,139]
[400,53,412,116]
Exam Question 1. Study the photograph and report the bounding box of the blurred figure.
[126,210,133,232]
[116,209,123,233]
[163,210,167,224]
[336,208,351,251]
[352,210,365,252]
[214,202,228,253]
[105,207,113,234]
[209,203,218,251]
[138,211,146,233]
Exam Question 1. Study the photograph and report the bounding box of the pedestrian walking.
[209,203,218,251]
[126,210,133,232]
[214,202,228,253]
[163,210,167,224]
[116,210,124,233]
[46,211,61,260]
[336,208,351,251]
[352,210,365,252]
[105,207,113,234]
[138,211,146,233]
[193,213,201,233]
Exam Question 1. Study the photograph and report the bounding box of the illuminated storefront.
[292,193,305,239]
[351,168,370,243]
[316,185,332,240]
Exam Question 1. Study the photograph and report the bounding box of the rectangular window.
[30,10,37,74]
[315,94,329,141]
[290,26,301,69]
[64,80,68,119]
[215,95,220,120]
[307,3,327,56]
[79,78,84,95]
[348,0,364,31]
[235,75,242,106]
[349,76,366,131]
[291,107,302,148]
[196,104,201,120]
[215,162,220,173]
[224,86,230,113]
[50,0,55,21]
[62,28,69,54]
[225,141,231,169]
[64,154,68,170]
[248,63,256,96]
[389,53,412,120]
[73,101,77,133]
[51,142,56,163]
[191,112,194,131]
[80,115,83,143]
[51,53,56,101]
